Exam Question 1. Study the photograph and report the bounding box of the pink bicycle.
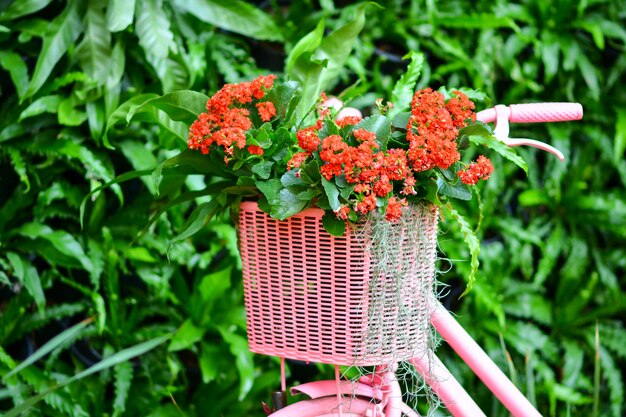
[237,102,583,417]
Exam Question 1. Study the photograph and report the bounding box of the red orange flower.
[287,152,310,170]
[297,127,321,152]
[385,197,406,221]
[353,128,376,143]
[248,145,264,156]
[256,101,276,122]
[336,115,362,128]
[188,74,276,155]
[457,155,494,184]
[406,88,463,172]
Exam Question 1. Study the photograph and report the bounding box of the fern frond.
[598,347,625,417]
[444,203,480,296]
[598,322,626,360]
[112,361,134,417]
[6,147,31,193]
[17,303,86,341]
[19,367,90,417]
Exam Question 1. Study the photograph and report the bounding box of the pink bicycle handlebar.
[476,102,583,124]
[475,102,583,161]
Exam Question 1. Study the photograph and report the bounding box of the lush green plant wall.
[1,1,624,416]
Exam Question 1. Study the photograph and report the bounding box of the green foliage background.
[0,0,625,416]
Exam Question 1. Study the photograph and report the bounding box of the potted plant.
[160,71,506,364]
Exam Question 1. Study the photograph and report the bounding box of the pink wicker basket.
[238,201,438,366]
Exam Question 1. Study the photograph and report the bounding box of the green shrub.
[1,1,624,416]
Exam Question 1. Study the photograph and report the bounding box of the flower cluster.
[186,75,495,226]
[284,88,491,221]
[407,88,474,172]
[187,75,276,157]
[457,155,494,185]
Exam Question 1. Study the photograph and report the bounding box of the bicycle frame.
[278,300,540,417]
[262,102,583,417]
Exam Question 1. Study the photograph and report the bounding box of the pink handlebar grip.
[475,103,583,124]
[508,103,583,123]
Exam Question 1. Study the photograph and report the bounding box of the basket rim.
[240,200,325,219]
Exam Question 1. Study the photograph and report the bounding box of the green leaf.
[0,0,54,21]
[436,177,472,201]
[576,53,600,101]
[296,188,320,201]
[575,20,605,50]
[135,0,174,59]
[468,133,528,174]
[249,127,272,149]
[614,108,626,165]
[145,52,190,93]
[321,177,341,211]
[0,346,16,369]
[433,13,517,29]
[292,56,327,123]
[86,99,106,140]
[301,159,321,184]
[103,93,159,147]
[288,3,370,121]
[4,335,169,417]
[112,362,133,417]
[251,161,273,180]
[73,335,170,382]
[6,252,45,312]
[390,51,424,116]
[58,96,87,126]
[76,1,112,86]
[199,344,221,384]
[168,319,205,352]
[3,319,92,380]
[391,112,410,129]
[0,123,24,143]
[24,0,84,99]
[444,203,480,296]
[126,90,209,125]
[217,327,254,400]
[17,223,95,272]
[0,271,10,287]
[174,0,283,42]
[280,170,305,189]
[108,94,191,143]
[322,212,345,236]
[598,347,623,417]
[285,19,325,76]
[312,3,369,83]
[152,151,231,194]
[119,140,158,193]
[169,199,222,247]
[534,223,564,287]
[43,138,119,201]
[106,0,135,32]
[80,169,152,228]
[540,33,560,82]
[18,95,62,121]
[264,80,301,123]
[0,51,29,100]
[256,178,281,203]
[198,267,231,303]
[274,189,307,220]
[105,40,125,100]
[6,148,30,192]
